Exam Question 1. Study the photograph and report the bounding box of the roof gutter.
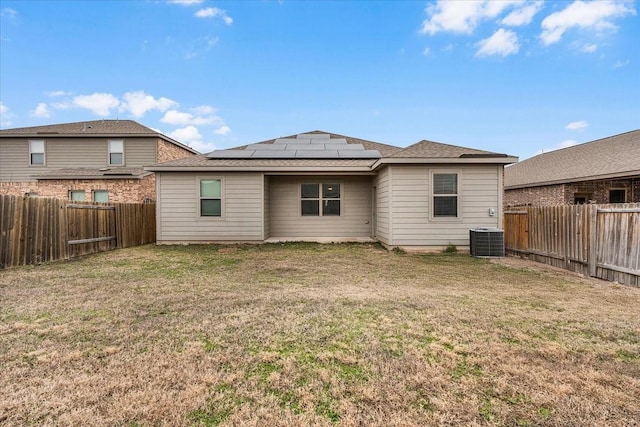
[371,156,518,169]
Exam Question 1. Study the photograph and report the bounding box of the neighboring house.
[0,120,198,203]
[504,129,640,207]
[146,131,516,250]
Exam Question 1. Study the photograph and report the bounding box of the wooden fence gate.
[504,203,640,286]
[0,195,155,268]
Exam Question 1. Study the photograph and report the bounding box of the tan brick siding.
[504,184,565,207]
[0,175,156,203]
[505,177,640,207]
[157,138,196,162]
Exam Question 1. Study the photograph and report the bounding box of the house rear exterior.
[505,129,640,206]
[0,120,198,203]
[147,131,516,250]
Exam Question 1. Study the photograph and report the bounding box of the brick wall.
[505,176,640,207]
[0,175,156,203]
[504,184,565,207]
[157,138,196,162]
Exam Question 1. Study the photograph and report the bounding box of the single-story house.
[0,120,198,203]
[146,131,516,250]
[505,129,640,206]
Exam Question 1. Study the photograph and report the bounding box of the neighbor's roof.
[32,167,151,180]
[146,130,515,172]
[505,129,640,189]
[0,119,199,154]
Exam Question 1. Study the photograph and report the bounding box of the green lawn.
[1,243,639,426]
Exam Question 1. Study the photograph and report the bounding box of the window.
[609,189,626,204]
[574,193,591,204]
[200,179,222,217]
[29,140,45,165]
[301,183,341,216]
[108,140,124,165]
[433,173,458,218]
[93,190,109,203]
[69,190,86,201]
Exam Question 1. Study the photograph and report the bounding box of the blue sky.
[1,0,638,159]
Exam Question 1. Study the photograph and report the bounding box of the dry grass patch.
[1,242,639,426]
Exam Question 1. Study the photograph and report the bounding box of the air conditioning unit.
[469,228,504,257]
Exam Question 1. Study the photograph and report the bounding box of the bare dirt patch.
[1,243,639,426]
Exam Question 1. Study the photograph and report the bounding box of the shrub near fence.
[0,195,155,268]
[504,203,640,286]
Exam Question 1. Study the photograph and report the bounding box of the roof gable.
[505,129,640,189]
[0,119,199,154]
[391,139,506,159]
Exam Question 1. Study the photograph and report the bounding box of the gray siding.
[0,137,158,181]
[263,176,270,239]
[374,167,390,245]
[388,165,502,247]
[156,172,264,242]
[269,175,373,239]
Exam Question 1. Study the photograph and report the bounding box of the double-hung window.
[200,179,222,217]
[108,140,124,166]
[433,173,458,218]
[29,140,45,165]
[301,183,341,216]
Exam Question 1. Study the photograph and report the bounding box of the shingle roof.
[505,129,640,189]
[0,119,199,154]
[32,167,150,180]
[391,140,505,158]
[146,130,515,172]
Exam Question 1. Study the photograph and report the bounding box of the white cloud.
[167,0,204,5]
[566,120,588,130]
[475,28,520,57]
[580,43,597,53]
[614,59,629,68]
[0,102,13,127]
[31,103,50,118]
[214,125,231,136]
[72,93,120,116]
[540,0,636,46]
[167,125,216,152]
[121,91,176,117]
[501,1,543,26]
[160,108,222,126]
[193,105,216,115]
[45,90,71,97]
[1,7,18,18]
[422,47,431,56]
[420,0,522,35]
[195,7,233,24]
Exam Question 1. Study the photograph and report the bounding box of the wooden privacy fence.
[504,203,640,286]
[0,195,156,268]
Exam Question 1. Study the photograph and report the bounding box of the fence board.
[0,195,155,268]
[505,203,640,286]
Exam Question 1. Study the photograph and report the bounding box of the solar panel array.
[207,133,382,159]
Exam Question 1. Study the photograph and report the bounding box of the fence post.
[588,205,597,278]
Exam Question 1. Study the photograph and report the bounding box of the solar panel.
[207,133,382,159]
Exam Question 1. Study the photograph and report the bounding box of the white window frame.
[108,140,124,166]
[300,182,342,217]
[197,177,224,219]
[430,170,462,221]
[29,140,46,166]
